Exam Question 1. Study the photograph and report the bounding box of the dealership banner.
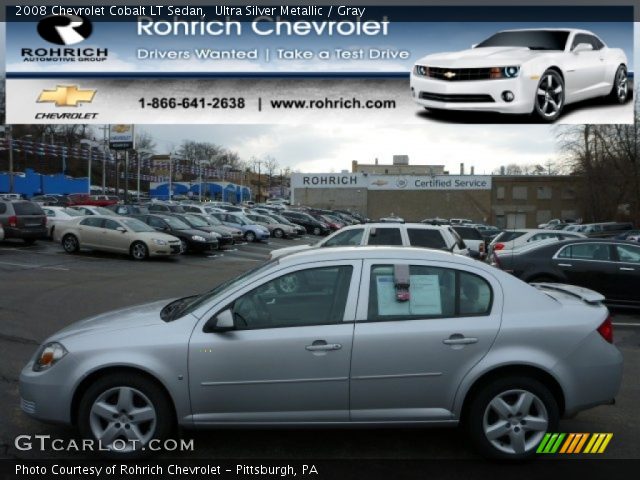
[291,173,492,190]
[4,5,634,124]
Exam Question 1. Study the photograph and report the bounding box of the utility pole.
[98,125,109,194]
[124,150,129,203]
[168,152,173,201]
[254,159,262,204]
[7,126,14,193]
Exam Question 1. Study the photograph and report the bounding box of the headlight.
[414,65,428,76]
[152,238,168,245]
[33,342,67,372]
[490,66,520,79]
[192,235,206,242]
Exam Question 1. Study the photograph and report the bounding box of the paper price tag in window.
[409,275,442,316]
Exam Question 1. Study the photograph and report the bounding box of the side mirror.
[573,43,593,53]
[116,226,127,233]
[206,309,235,333]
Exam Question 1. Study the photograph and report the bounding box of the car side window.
[324,229,364,247]
[367,264,492,321]
[103,219,121,230]
[43,209,55,217]
[147,217,165,229]
[616,245,640,264]
[367,228,403,246]
[407,228,447,249]
[80,217,103,228]
[557,243,611,261]
[572,33,599,50]
[0,203,6,214]
[230,266,353,329]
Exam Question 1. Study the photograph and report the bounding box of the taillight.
[8,215,17,228]
[494,243,505,251]
[597,316,614,344]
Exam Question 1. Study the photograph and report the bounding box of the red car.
[67,194,118,207]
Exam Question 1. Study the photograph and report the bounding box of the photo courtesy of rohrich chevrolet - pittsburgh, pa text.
[0,0,639,479]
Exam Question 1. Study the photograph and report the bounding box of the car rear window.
[453,227,483,240]
[494,231,526,242]
[368,228,403,246]
[407,229,446,249]
[13,202,43,215]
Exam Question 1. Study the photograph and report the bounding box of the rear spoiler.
[531,282,605,305]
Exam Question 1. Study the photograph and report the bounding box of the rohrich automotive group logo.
[537,433,613,454]
[21,14,107,63]
[37,15,92,45]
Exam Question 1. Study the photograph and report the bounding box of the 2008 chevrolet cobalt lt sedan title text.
[19,247,622,459]
[410,29,629,121]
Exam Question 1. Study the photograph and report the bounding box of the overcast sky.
[135,123,561,174]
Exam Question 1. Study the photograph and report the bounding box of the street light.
[135,149,153,203]
[80,139,101,194]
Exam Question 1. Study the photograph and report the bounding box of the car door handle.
[557,263,572,267]
[305,341,342,352]
[443,335,478,346]
[620,267,635,271]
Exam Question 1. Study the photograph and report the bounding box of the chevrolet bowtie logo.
[444,71,457,79]
[37,85,96,107]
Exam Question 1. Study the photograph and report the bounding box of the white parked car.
[69,205,116,216]
[411,29,629,121]
[270,223,469,259]
[41,206,83,238]
[488,229,586,256]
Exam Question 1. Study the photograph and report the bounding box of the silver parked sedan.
[19,247,622,459]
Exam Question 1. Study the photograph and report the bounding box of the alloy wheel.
[131,242,147,260]
[245,231,256,242]
[535,73,564,119]
[63,235,78,253]
[615,68,628,102]
[482,389,549,455]
[313,227,321,236]
[89,386,157,452]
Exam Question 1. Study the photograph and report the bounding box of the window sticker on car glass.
[377,276,410,316]
[409,275,442,315]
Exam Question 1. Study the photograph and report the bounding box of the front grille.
[422,66,493,81]
[21,398,36,414]
[419,92,495,103]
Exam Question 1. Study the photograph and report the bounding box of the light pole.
[6,126,14,193]
[136,149,152,203]
[80,139,100,194]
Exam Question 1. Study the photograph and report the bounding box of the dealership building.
[291,161,581,229]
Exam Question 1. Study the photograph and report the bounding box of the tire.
[49,226,55,240]
[62,234,79,253]
[23,238,36,245]
[466,376,559,460]
[608,65,629,104]
[533,69,565,122]
[130,241,148,261]
[312,227,322,236]
[273,228,284,239]
[78,372,175,457]
[179,239,188,254]
[245,231,256,242]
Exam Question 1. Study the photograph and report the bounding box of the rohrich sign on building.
[291,173,492,192]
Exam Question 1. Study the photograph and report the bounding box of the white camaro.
[410,29,629,121]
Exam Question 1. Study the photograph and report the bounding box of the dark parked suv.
[0,200,48,244]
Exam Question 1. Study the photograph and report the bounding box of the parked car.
[182,204,227,216]
[0,223,4,241]
[452,225,487,259]
[41,206,83,238]
[492,238,640,308]
[449,218,473,225]
[147,202,185,214]
[19,246,622,459]
[31,195,71,207]
[421,217,451,226]
[0,199,47,244]
[245,213,298,239]
[411,28,629,121]
[133,214,219,253]
[614,229,640,241]
[488,229,586,256]
[474,225,502,241]
[107,204,150,216]
[67,194,118,207]
[379,216,405,223]
[281,211,331,236]
[69,205,117,216]
[582,222,633,238]
[186,213,244,244]
[209,212,270,243]
[166,213,230,248]
[55,215,181,260]
[270,223,469,259]
[266,213,306,236]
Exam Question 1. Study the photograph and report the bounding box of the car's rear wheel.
[62,234,79,253]
[466,376,558,460]
[533,70,565,122]
[130,241,148,261]
[245,231,256,242]
[608,65,628,104]
[273,228,284,239]
[78,373,174,457]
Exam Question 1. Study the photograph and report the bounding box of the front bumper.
[410,73,537,114]
[149,241,182,256]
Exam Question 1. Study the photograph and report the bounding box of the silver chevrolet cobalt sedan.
[20,247,622,459]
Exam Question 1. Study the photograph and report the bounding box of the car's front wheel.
[273,228,284,239]
[608,65,629,104]
[62,234,79,253]
[245,231,256,242]
[466,376,558,460]
[78,373,174,456]
[130,241,149,261]
[533,70,565,122]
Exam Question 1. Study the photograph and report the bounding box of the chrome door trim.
[201,376,348,387]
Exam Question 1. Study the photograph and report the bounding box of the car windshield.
[163,217,191,229]
[476,30,570,50]
[62,208,83,216]
[162,259,279,321]
[204,215,222,225]
[94,207,116,215]
[121,218,156,233]
[184,215,209,227]
[271,215,291,224]
[232,216,251,226]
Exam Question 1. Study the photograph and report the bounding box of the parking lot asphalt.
[0,237,639,460]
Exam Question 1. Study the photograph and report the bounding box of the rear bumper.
[3,226,48,239]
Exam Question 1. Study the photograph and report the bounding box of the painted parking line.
[0,260,70,271]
